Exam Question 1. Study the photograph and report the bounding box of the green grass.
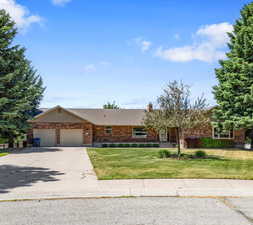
[0,152,8,157]
[87,148,253,180]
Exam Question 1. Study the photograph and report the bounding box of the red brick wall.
[181,124,212,141]
[30,122,245,146]
[181,124,245,147]
[93,125,158,142]
[234,129,245,144]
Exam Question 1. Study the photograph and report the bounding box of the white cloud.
[100,61,111,66]
[84,64,96,73]
[141,40,152,52]
[0,0,42,30]
[156,22,233,63]
[52,0,72,6]
[134,37,152,52]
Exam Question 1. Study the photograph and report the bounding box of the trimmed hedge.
[101,143,160,148]
[200,137,234,148]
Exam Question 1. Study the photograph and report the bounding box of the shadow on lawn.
[171,153,228,161]
[0,165,64,193]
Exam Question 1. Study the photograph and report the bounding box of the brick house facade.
[29,105,246,148]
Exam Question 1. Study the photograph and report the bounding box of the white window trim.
[104,126,112,135]
[132,128,147,138]
[212,127,234,139]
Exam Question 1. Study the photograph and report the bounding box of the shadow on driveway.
[9,148,63,154]
[0,165,64,193]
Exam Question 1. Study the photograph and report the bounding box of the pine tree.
[0,10,45,146]
[213,3,253,133]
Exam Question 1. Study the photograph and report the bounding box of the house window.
[132,127,147,138]
[213,127,234,139]
[105,126,112,135]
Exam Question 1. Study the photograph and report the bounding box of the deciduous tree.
[144,81,208,158]
[103,101,120,109]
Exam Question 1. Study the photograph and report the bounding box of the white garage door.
[60,129,83,146]
[33,129,56,147]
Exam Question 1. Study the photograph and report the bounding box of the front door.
[159,129,168,142]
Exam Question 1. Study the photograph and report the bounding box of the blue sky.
[0,0,250,108]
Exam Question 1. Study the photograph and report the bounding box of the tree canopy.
[0,10,45,145]
[103,101,120,109]
[144,81,209,157]
[213,3,253,131]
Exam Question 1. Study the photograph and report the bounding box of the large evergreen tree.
[0,10,44,146]
[213,3,253,134]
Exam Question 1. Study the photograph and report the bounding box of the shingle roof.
[38,108,147,126]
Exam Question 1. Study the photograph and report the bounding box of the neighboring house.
[28,105,245,147]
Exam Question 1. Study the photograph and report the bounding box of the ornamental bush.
[194,150,207,158]
[158,150,171,158]
[200,137,234,148]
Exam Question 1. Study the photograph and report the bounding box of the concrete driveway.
[0,147,97,200]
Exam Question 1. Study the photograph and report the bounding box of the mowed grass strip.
[0,152,8,157]
[87,148,253,180]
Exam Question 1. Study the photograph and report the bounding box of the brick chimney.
[147,103,153,112]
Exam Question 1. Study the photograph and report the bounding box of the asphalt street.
[0,197,253,225]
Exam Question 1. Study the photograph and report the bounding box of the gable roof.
[30,106,88,123]
[34,106,147,126]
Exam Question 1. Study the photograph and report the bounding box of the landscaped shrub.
[131,143,138,147]
[102,143,108,148]
[146,143,153,148]
[118,143,124,148]
[158,150,171,158]
[123,143,130,147]
[194,150,207,158]
[152,143,160,148]
[138,143,145,148]
[200,137,234,148]
[0,138,7,144]
[109,143,116,148]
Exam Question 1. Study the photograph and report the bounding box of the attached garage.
[30,106,93,146]
[60,129,83,146]
[33,129,56,147]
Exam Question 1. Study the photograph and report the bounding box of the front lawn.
[0,152,8,157]
[87,148,253,180]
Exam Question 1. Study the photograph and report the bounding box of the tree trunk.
[176,127,181,159]
[8,138,14,148]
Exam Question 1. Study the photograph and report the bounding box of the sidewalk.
[1,178,253,201]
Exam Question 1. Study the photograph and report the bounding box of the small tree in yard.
[213,3,253,139]
[144,81,209,158]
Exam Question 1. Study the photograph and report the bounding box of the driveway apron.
[0,147,97,200]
